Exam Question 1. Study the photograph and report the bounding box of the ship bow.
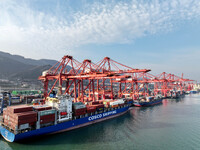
[1,127,15,142]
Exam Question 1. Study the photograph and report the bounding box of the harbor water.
[1,94,200,150]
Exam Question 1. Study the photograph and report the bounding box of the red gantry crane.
[39,56,150,102]
[39,55,194,102]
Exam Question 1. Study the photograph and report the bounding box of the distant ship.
[133,96,163,107]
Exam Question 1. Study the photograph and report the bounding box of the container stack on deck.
[73,102,87,116]
[45,95,72,122]
[3,105,36,131]
[91,103,104,112]
[86,105,96,113]
[2,105,57,131]
[33,105,55,125]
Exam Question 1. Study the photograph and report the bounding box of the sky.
[0,0,200,80]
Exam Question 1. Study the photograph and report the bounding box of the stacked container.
[3,105,37,131]
[86,105,96,113]
[73,102,86,116]
[33,105,52,111]
[103,99,125,108]
[38,109,56,124]
[91,101,99,105]
[114,99,125,106]
[109,100,119,108]
[91,104,104,112]
[103,99,113,108]
[33,105,55,125]
[46,95,72,121]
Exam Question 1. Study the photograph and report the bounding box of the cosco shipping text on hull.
[1,106,129,142]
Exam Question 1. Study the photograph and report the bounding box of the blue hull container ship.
[0,95,131,142]
[133,96,163,107]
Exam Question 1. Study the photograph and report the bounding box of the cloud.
[0,0,200,59]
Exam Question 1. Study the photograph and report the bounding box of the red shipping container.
[92,104,104,109]
[40,118,55,124]
[86,109,96,113]
[40,114,55,120]
[74,108,86,113]
[86,105,96,109]
[86,105,96,113]
[10,121,35,130]
[13,111,37,120]
[33,106,52,111]
[60,112,67,116]
[74,110,86,115]
[7,105,33,113]
[74,111,86,116]
[11,117,37,125]
[119,104,124,106]
[91,101,99,105]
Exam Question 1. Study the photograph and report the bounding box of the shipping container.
[74,111,86,116]
[13,111,37,120]
[40,118,55,124]
[86,105,96,113]
[10,117,37,125]
[33,106,52,111]
[7,105,33,113]
[40,114,55,120]
[72,102,86,110]
[74,108,86,113]
[90,104,104,112]
[91,101,99,105]
[111,104,118,108]
[60,112,67,116]
[39,109,56,116]
[93,104,104,109]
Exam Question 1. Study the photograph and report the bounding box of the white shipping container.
[19,123,29,130]
[115,99,124,104]
[110,101,119,106]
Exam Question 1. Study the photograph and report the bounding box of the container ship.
[133,96,163,107]
[0,94,131,142]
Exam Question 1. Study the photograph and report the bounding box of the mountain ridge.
[0,51,57,80]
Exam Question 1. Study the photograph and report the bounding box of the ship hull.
[133,99,163,107]
[1,106,129,142]
[190,90,197,94]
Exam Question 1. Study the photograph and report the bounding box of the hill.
[0,51,57,66]
[0,51,57,80]
[9,65,52,80]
